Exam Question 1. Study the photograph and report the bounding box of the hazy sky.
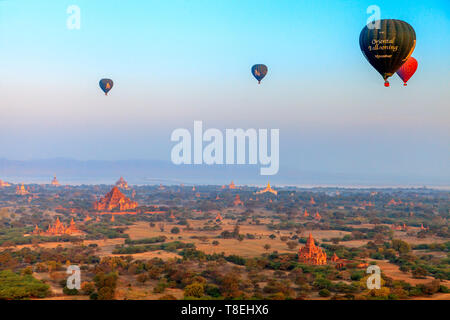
[0,0,449,184]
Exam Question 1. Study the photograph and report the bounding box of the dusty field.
[10,238,127,257]
[337,230,447,248]
[115,274,184,300]
[411,293,450,300]
[117,250,180,260]
[370,259,450,288]
[7,217,446,260]
[394,233,449,245]
[124,220,351,258]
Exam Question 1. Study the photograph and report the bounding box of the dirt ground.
[124,220,351,258]
[369,259,450,288]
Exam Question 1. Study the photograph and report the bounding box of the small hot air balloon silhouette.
[359,19,416,87]
[99,79,114,95]
[251,64,268,84]
[397,57,418,86]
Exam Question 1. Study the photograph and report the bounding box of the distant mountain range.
[0,158,447,187]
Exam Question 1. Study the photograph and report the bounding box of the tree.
[94,272,118,300]
[21,266,33,275]
[171,227,180,234]
[319,289,331,297]
[331,238,340,245]
[81,281,96,295]
[137,273,149,284]
[392,239,411,254]
[184,282,204,298]
[0,270,50,299]
[286,241,298,250]
[98,286,115,300]
[221,272,241,298]
[399,265,410,273]
[412,267,427,279]
[232,225,240,238]
[264,244,271,251]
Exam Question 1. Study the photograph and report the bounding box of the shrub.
[0,270,50,299]
[184,282,204,298]
[319,289,331,297]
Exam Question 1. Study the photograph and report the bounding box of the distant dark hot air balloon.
[396,57,418,86]
[359,19,416,87]
[99,78,114,95]
[251,64,268,84]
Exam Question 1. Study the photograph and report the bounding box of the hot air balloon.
[397,57,418,86]
[251,64,268,84]
[99,79,114,95]
[359,19,416,87]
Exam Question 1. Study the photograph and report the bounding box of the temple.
[387,198,403,206]
[33,217,79,236]
[229,181,236,189]
[303,208,309,217]
[360,201,374,207]
[0,180,11,187]
[233,195,244,206]
[391,223,408,231]
[215,212,223,222]
[16,184,29,195]
[93,186,138,211]
[314,211,321,221]
[298,233,327,265]
[310,197,316,205]
[51,176,60,186]
[256,182,277,195]
[115,177,130,190]
[330,253,339,262]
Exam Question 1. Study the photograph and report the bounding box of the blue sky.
[0,0,449,184]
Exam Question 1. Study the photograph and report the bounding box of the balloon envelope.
[396,57,418,86]
[251,64,268,83]
[99,79,114,95]
[359,19,416,85]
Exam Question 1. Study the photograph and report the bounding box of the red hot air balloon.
[396,57,418,86]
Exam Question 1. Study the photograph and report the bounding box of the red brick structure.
[93,186,138,211]
[298,233,327,265]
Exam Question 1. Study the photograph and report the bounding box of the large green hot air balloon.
[359,19,416,87]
